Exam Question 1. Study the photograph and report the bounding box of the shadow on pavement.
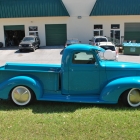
[60,49,64,55]
[0,46,18,50]
[39,46,64,49]
[0,45,64,50]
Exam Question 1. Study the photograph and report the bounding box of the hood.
[104,61,140,70]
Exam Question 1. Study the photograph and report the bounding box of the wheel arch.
[100,77,140,103]
[0,76,43,100]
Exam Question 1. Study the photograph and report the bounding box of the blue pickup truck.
[0,44,140,107]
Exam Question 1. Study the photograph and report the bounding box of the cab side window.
[72,51,95,64]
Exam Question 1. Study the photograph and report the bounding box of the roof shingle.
[90,0,140,16]
[0,0,69,18]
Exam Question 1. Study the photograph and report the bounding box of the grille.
[22,44,29,47]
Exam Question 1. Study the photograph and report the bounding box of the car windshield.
[22,37,34,42]
[95,38,107,42]
[100,46,115,51]
[67,39,79,44]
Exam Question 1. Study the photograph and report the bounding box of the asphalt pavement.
[0,46,63,65]
[0,46,140,66]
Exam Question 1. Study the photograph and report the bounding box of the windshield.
[95,38,107,42]
[22,37,34,42]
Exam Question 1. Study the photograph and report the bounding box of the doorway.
[110,30,120,45]
[4,25,25,47]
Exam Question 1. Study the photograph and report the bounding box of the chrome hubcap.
[12,86,31,105]
[128,88,140,107]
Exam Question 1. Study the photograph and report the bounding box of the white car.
[89,36,108,46]
[98,42,118,61]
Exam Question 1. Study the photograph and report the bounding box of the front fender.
[100,77,140,103]
[0,76,43,99]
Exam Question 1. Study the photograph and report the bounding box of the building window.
[29,26,39,36]
[93,24,103,36]
[110,24,120,45]
[111,24,120,29]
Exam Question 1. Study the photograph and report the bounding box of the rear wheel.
[11,86,34,106]
[121,88,140,107]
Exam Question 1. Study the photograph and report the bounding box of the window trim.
[29,26,39,36]
[111,24,120,29]
[71,51,96,65]
[93,24,103,36]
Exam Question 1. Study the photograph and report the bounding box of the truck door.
[68,51,100,95]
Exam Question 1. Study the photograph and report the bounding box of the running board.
[38,95,116,104]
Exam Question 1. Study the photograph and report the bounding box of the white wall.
[62,0,96,16]
[1,14,140,46]
[0,25,5,46]
[67,17,92,43]
[90,16,140,38]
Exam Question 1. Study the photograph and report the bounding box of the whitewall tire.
[11,86,33,106]
[127,88,140,107]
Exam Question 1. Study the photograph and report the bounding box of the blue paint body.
[0,44,140,104]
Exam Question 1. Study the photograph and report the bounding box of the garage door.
[45,24,67,46]
[4,25,24,30]
[124,23,140,43]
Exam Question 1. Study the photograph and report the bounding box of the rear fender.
[100,77,140,103]
[0,76,43,99]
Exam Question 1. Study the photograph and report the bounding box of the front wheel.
[32,46,35,52]
[11,86,34,106]
[121,88,140,107]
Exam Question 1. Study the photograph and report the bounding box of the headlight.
[19,45,21,47]
[29,44,33,47]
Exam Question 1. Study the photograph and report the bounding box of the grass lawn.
[0,100,139,140]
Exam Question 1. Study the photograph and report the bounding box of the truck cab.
[61,45,102,95]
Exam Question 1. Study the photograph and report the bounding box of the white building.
[0,0,140,47]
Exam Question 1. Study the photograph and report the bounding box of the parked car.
[89,36,108,46]
[65,38,80,48]
[19,36,40,52]
[98,42,118,60]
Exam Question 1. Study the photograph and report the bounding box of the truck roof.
[65,44,103,51]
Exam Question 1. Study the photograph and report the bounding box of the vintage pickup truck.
[0,44,140,107]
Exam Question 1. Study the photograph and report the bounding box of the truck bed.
[0,62,61,91]
[3,62,61,73]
